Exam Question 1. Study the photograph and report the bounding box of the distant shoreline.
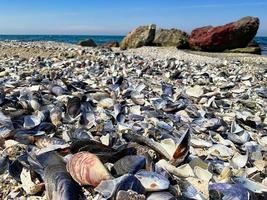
[0,35,266,55]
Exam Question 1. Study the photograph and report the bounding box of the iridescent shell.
[66,152,111,186]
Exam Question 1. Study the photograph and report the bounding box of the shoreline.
[0,41,267,65]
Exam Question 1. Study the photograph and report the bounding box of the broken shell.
[113,155,146,176]
[230,152,248,169]
[95,174,145,199]
[66,152,111,186]
[147,192,174,200]
[135,170,170,192]
[98,98,115,109]
[194,166,213,182]
[20,168,44,195]
[233,177,267,193]
[186,85,204,98]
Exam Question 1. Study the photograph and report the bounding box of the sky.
[0,0,266,36]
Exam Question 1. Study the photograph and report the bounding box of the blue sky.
[0,0,266,35]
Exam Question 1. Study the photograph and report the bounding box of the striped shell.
[66,152,111,187]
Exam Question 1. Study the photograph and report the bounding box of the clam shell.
[135,170,170,192]
[113,155,146,176]
[66,152,111,186]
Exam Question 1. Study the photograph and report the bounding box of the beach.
[0,40,267,199]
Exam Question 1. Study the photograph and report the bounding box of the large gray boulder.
[120,24,156,50]
[153,28,189,48]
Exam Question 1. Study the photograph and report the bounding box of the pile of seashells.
[0,44,267,200]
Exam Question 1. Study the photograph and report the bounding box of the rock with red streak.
[189,16,260,52]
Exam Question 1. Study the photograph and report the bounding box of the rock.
[79,39,97,47]
[101,41,119,48]
[189,16,260,52]
[153,28,189,48]
[120,24,156,50]
[225,46,261,54]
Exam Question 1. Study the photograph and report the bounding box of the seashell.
[131,91,145,105]
[35,136,66,149]
[66,152,111,186]
[233,177,267,193]
[171,128,191,166]
[186,177,209,199]
[179,178,207,200]
[208,144,234,160]
[0,111,14,138]
[95,174,145,199]
[156,159,194,178]
[147,192,174,200]
[191,138,212,148]
[0,154,9,175]
[113,155,146,176]
[135,170,170,192]
[256,88,267,98]
[45,163,83,200]
[123,133,172,160]
[230,152,248,169]
[98,98,115,109]
[20,168,44,195]
[186,85,204,98]
[50,106,62,126]
[67,97,81,118]
[50,85,66,96]
[209,183,249,200]
[217,167,232,183]
[116,190,146,200]
[162,83,174,97]
[189,157,209,170]
[8,159,23,182]
[23,111,45,130]
[194,166,213,182]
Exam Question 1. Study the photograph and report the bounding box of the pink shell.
[66,152,111,187]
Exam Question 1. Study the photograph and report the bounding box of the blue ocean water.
[256,37,267,55]
[0,35,124,46]
[0,35,266,55]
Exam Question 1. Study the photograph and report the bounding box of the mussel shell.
[45,163,83,200]
[135,170,170,192]
[113,155,146,176]
[66,152,111,186]
[95,174,145,199]
[67,97,81,118]
[0,154,9,175]
[8,159,23,181]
